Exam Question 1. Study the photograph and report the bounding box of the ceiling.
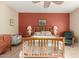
[2,1,79,13]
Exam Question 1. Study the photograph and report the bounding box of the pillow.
[45,31,51,34]
[34,31,52,36]
[41,31,52,36]
[41,31,46,36]
[34,32,41,36]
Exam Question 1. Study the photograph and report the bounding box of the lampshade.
[27,26,32,30]
[53,26,58,30]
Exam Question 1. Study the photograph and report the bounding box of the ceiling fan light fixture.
[32,1,64,8]
[44,1,51,8]
[52,1,64,5]
[32,1,40,3]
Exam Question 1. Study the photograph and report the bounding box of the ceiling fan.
[32,1,64,8]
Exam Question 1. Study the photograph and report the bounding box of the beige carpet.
[65,44,79,58]
[0,43,79,58]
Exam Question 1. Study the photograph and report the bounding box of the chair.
[0,35,11,54]
[11,35,22,45]
[63,31,75,46]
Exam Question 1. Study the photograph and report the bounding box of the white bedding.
[32,36,56,38]
[33,31,53,36]
[32,31,57,38]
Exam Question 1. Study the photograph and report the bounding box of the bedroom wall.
[0,4,18,34]
[70,8,79,43]
[19,13,70,37]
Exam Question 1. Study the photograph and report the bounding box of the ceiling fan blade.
[44,1,51,8]
[52,1,64,5]
[32,1,41,3]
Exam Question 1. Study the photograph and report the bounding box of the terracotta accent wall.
[19,13,70,37]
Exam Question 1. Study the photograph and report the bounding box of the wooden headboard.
[32,26,52,32]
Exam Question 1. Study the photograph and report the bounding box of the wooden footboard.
[22,37,64,58]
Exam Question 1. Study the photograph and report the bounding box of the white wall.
[70,8,79,43]
[0,4,18,34]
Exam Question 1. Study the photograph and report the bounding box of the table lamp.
[27,26,32,35]
[53,26,58,36]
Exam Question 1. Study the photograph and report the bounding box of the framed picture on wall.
[39,19,47,26]
[10,19,14,26]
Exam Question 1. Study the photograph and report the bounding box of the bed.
[22,26,64,58]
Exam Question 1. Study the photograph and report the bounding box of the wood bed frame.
[22,37,64,58]
[22,26,64,58]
